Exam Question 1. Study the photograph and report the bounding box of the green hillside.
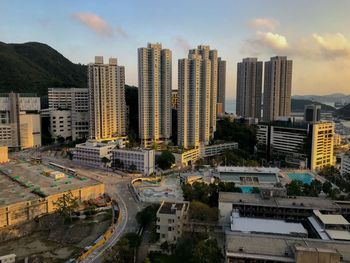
[0,41,86,95]
[336,104,350,119]
[291,99,335,113]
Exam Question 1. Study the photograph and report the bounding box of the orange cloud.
[72,12,113,37]
[312,33,350,59]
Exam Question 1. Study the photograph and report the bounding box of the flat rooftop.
[158,201,189,215]
[219,192,340,211]
[313,210,350,225]
[230,212,307,236]
[0,160,101,206]
[225,232,350,262]
[217,166,280,174]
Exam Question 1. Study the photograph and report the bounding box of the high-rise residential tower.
[178,45,219,149]
[88,56,126,141]
[138,43,172,148]
[217,57,226,115]
[236,58,263,119]
[263,56,293,122]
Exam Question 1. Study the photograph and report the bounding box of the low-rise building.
[201,142,238,157]
[73,141,117,168]
[308,210,350,241]
[230,210,308,238]
[0,254,16,263]
[112,148,155,176]
[156,201,189,244]
[173,148,201,167]
[218,192,341,223]
[225,232,348,263]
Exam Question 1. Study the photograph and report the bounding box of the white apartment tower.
[88,56,126,141]
[236,58,263,119]
[138,43,172,148]
[178,45,219,149]
[263,56,293,122]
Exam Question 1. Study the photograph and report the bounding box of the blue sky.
[1,0,350,98]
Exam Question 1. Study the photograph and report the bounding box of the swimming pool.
[287,173,313,185]
[239,186,254,193]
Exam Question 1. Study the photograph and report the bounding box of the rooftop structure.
[230,211,308,237]
[225,232,348,263]
[0,160,104,228]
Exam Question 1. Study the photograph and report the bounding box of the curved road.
[15,151,142,263]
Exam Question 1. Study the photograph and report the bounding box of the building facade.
[138,43,172,148]
[304,104,321,123]
[341,153,350,176]
[217,57,226,115]
[48,87,89,140]
[49,110,72,139]
[178,45,219,148]
[236,58,263,119]
[0,92,41,150]
[263,56,293,122]
[257,121,335,170]
[156,201,189,244]
[88,56,126,141]
[112,148,155,176]
[171,90,178,110]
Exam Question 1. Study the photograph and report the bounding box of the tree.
[191,239,223,263]
[104,233,141,263]
[322,181,333,194]
[53,191,79,221]
[157,150,175,170]
[129,164,137,171]
[189,201,218,222]
[136,205,159,228]
[286,180,304,196]
[56,135,65,144]
[144,258,152,263]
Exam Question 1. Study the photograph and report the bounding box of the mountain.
[336,104,350,119]
[292,94,350,105]
[291,99,336,113]
[0,41,87,95]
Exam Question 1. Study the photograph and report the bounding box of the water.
[225,99,236,114]
[239,186,253,193]
[287,173,313,185]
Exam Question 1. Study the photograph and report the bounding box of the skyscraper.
[236,58,263,119]
[217,57,226,115]
[88,56,126,141]
[304,104,321,123]
[178,45,219,149]
[263,56,293,122]
[138,43,172,148]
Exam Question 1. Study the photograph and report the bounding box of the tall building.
[304,104,321,123]
[88,56,126,141]
[263,56,293,122]
[0,92,41,150]
[217,57,226,115]
[171,90,178,110]
[236,58,263,119]
[257,121,334,170]
[178,45,219,149]
[48,87,89,140]
[138,43,172,148]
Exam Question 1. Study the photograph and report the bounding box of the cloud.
[249,18,279,31]
[173,36,191,52]
[257,31,288,49]
[72,12,113,37]
[312,33,350,59]
[115,26,128,38]
[242,31,288,55]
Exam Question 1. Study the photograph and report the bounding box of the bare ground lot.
[0,212,112,263]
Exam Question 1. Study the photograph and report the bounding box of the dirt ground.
[0,212,112,263]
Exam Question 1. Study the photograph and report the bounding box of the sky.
[1,0,350,99]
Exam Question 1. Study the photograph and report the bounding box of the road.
[13,150,143,263]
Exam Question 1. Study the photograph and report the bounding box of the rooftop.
[225,232,350,262]
[217,166,280,174]
[219,192,340,211]
[313,210,350,225]
[0,160,101,206]
[158,201,189,215]
[230,212,307,236]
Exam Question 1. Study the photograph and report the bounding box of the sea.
[225,99,236,114]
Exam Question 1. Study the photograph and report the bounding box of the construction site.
[0,159,105,228]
